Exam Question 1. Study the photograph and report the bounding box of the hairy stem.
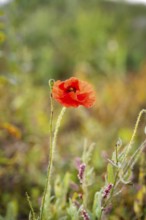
[124,109,146,159]
[40,89,54,220]
[116,140,146,188]
[26,192,36,220]
[52,107,66,160]
[40,106,66,220]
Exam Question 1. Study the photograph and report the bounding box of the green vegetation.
[0,0,146,219]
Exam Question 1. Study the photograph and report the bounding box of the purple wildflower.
[102,183,113,199]
[81,208,90,220]
[77,163,86,184]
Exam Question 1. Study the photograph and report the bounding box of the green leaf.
[29,212,32,220]
[92,191,102,220]
[5,201,18,220]
[107,163,115,184]
[67,199,79,220]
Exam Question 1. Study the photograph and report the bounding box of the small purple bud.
[81,208,90,220]
[77,163,86,184]
[102,183,113,199]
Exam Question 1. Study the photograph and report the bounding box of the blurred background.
[0,0,146,219]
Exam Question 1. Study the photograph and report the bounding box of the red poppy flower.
[52,77,96,108]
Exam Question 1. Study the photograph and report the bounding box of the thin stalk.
[82,174,88,209]
[100,146,120,219]
[40,106,66,220]
[52,107,66,160]
[115,145,118,166]
[26,192,36,220]
[102,170,119,213]
[103,144,119,209]
[115,140,146,188]
[124,140,146,175]
[40,90,54,220]
[124,109,146,160]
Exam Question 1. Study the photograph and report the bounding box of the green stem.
[124,109,146,159]
[116,139,146,188]
[99,170,119,220]
[40,91,54,220]
[82,175,88,208]
[40,106,66,220]
[115,146,118,166]
[52,107,66,161]
[103,170,119,209]
[26,192,36,220]
[101,145,120,218]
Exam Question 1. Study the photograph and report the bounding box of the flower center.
[66,86,76,93]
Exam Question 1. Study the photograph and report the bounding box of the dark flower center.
[66,86,77,93]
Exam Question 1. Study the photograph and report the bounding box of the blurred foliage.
[1,0,146,82]
[0,0,146,219]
